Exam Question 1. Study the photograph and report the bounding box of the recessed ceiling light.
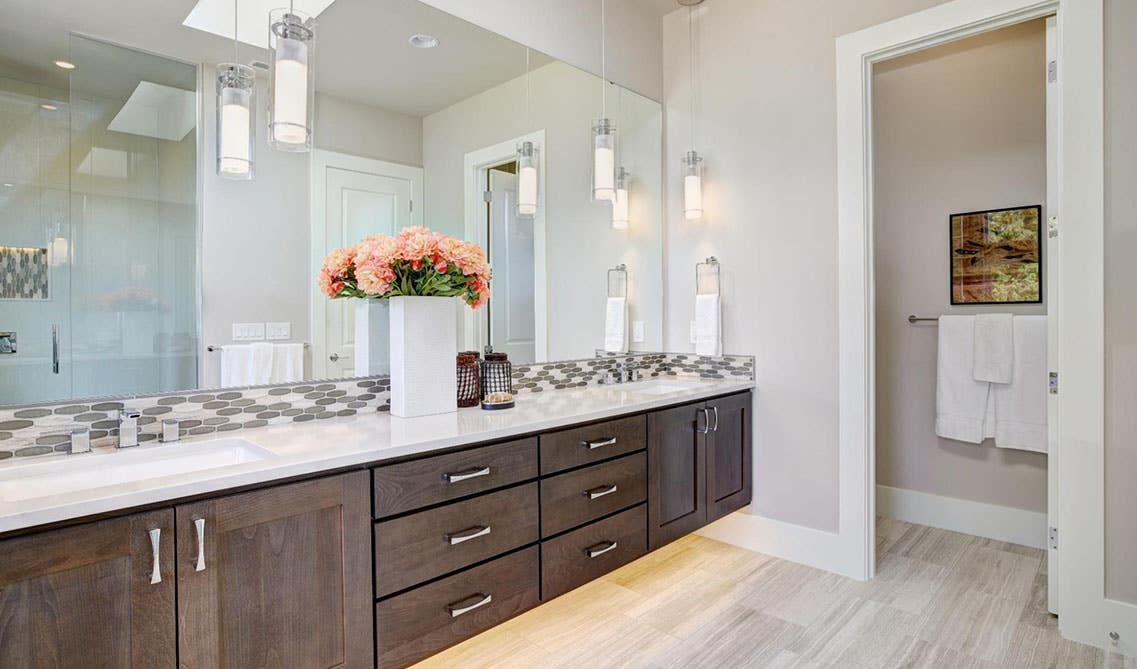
[54,60,76,70]
[40,104,58,111]
[408,34,439,49]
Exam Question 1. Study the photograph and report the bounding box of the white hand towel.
[220,344,254,387]
[935,315,995,444]
[993,316,1048,453]
[973,313,1014,384]
[694,294,722,356]
[604,297,628,353]
[270,342,305,384]
[249,342,275,385]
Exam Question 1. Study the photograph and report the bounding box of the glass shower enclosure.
[0,35,198,406]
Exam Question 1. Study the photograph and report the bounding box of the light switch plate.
[632,321,645,343]
[689,320,698,344]
[265,322,291,340]
[232,322,265,341]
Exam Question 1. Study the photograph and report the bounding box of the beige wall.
[872,21,1048,513]
[1104,0,1137,606]
[314,93,422,167]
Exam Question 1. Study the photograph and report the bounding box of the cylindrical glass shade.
[612,166,630,230]
[682,150,703,220]
[216,63,255,180]
[591,118,616,202]
[268,9,314,152]
[516,140,539,218]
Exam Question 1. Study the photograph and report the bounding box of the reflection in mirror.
[0,0,662,408]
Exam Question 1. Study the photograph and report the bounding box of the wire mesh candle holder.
[456,351,481,408]
[480,351,513,399]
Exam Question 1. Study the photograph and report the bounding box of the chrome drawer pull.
[711,406,720,432]
[582,437,617,450]
[584,484,618,500]
[193,518,206,572]
[444,466,491,483]
[447,592,493,618]
[148,528,162,584]
[697,408,712,434]
[584,540,618,559]
[446,525,492,545]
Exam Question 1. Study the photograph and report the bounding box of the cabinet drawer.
[375,483,539,597]
[542,504,647,600]
[540,452,646,538]
[539,414,646,474]
[376,546,540,669]
[373,437,537,518]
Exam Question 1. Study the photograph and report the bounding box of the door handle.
[51,324,60,374]
[447,592,493,618]
[583,484,618,500]
[193,518,206,571]
[445,525,491,545]
[443,466,490,484]
[711,406,720,432]
[697,408,711,434]
[584,540,618,558]
[329,353,340,362]
[148,528,162,584]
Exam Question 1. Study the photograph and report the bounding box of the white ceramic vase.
[388,296,457,418]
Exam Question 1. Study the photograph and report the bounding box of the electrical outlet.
[232,322,265,341]
[632,321,645,343]
[689,320,698,344]
[265,322,291,340]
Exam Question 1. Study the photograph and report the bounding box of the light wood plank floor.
[413,519,1134,668]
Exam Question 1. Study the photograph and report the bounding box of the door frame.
[310,150,423,379]
[836,0,1114,651]
[461,130,547,360]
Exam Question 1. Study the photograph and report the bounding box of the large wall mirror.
[0,0,663,406]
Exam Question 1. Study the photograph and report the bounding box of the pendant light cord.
[601,0,607,117]
[233,0,239,64]
[688,4,695,148]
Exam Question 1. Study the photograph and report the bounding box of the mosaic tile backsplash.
[0,352,753,462]
[0,246,49,300]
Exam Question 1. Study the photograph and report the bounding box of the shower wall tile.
[0,247,48,300]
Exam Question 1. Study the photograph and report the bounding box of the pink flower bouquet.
[319,227,491,309]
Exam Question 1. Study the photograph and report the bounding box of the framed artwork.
[949,205,1042,305]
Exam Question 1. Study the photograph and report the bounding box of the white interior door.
[1044,15,1060,616]
[311,153,421,379]
[487,169,536,363]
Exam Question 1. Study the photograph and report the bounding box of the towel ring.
[608,264,628,299]
[695,257,720,296]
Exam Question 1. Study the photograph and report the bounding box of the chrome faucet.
[67,428,91,455]
[118,408,141,448]
[161,418,180,443]
[603,362,641,384]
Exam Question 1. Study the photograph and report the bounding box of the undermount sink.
[620,379,707,396]
[0,438,274,503]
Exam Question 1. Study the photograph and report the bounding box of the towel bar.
[207,343,309,352]
[907,315,938,324]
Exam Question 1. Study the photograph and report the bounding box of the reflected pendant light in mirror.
[591,0,616,202]
[268,7,315,151]
[612,167,630,229]
[216,0,254,179]
[516,49,539,218]
[680,0,704,220]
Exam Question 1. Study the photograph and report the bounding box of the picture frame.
[949,204,1042,305]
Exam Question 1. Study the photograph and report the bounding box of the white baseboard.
[696,507,861,579]
[876,485,1047,550]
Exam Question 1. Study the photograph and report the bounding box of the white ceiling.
[0,0,556,117]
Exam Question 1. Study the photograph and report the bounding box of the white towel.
[270,342,305,384]
[993,316,1048,453]
[220,344,254,387]
[694,294,722,356]
[249,342,274,385]
[604,297,628,353]
[935,316,994,444]
[973,313,1014,384]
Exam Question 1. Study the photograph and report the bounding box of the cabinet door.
[176,471,372,669]
[706,392,753,523]
[647,401,708,550]
[0,510,176,668]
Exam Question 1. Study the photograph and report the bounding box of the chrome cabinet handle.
[444,466,490,484]
[711,406,720,432]
[193,518,206,571]
[447,593,493,618]
[148,528,162,584]
[446,525,491,545]
[697,408,711,434]
[582,437,617,450]
[583,484,618,500]
[584,540,618,559]
[51,324,60,374]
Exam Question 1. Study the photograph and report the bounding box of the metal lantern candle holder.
[480,351,513,398]
[456,351,481,408]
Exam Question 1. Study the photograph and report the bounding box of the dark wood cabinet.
[176,471,373,669]
[706,393,753,522]
[0,509,176,668]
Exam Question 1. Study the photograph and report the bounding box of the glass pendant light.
[268,5,315,151]
[612,167,630,229]
[591,0,616,202]
[216,0,254,179]
[680,0,705,220]
[516,48,539,218]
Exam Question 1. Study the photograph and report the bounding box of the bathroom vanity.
[0,382,751,668]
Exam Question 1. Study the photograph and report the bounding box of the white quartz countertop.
[0,377,753,534]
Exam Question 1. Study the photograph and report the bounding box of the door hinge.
[1047,59,1058,83]
[1049,372,1059,394]
[483,189,493,203]
[1048,215,1058,239]
[1049,526,1058,550]
[409,199,414,213]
